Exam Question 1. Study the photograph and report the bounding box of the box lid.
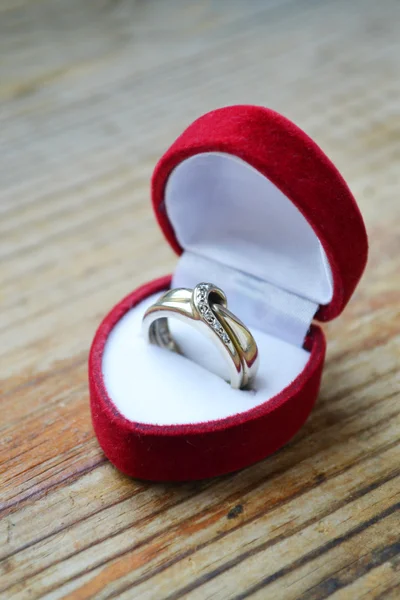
[151,105,368,321]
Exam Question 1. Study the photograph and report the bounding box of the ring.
[142,283,259,389]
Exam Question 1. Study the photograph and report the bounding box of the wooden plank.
[0,0,399,599]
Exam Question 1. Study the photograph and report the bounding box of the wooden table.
[1,1,399,598]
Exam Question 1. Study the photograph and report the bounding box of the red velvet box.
[89,105,368,481]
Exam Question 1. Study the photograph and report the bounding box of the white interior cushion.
[165,152,333,306]
[102,291,310,426]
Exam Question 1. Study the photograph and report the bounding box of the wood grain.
[1,1,399,598]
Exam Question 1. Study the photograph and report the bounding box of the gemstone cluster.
[196,284,231,345]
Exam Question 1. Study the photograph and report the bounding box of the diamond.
[197,286,206,300]
[213,320,222,332]
[205,311,215,323]
[198,303,207,313]
[222,333,230,344]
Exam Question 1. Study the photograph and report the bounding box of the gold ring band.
[142,282,259,389]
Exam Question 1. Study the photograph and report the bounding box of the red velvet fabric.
[89,276,326,481]
[152,105,368,321]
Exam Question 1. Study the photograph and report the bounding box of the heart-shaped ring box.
[89,105,368,481]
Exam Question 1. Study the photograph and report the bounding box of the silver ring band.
[142,282,259,389]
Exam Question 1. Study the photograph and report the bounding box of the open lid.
[151,105,368,322]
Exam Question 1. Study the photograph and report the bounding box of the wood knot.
[227,504,244,519]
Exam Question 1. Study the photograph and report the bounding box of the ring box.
[89,105,368,481]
